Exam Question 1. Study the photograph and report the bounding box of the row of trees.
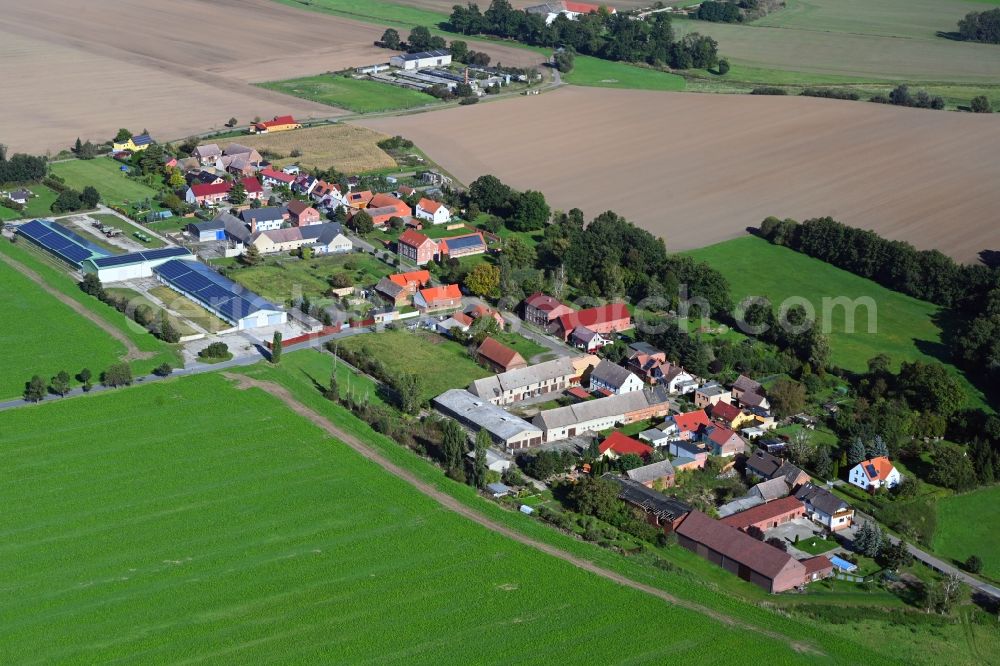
[870,85,944,111]
[79,273,181,343]
[0,145,47,185]
[23,363,135,401]
[448,1,719,69]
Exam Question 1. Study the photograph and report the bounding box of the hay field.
[356,87,1000,262]
[229,124,396,172]
[0,0,393,154]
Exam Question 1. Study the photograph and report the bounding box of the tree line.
[0,145,47,185]
[448,1,719,70]
[79,273,181,343]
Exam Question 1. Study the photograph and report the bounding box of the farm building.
[468,355,598,406]
[82,247,194,283]
[533,388,671,442]
[250,115,301,134]
[248,223,352,256]
[525,1,614,25]
[555,303,632,341]
[413,284,462,313]
[598,432,653,460]
[588,359,644,395]
[240,206,288,232]
[188,218,226,242]
[522,292,574,328]
[476,337,527,373]
[153,259,286,330]
[15,219,109,268]
[611,477,689,533]
[625,459,676,489]
[389,49,452,70]
[719,495,806,532]
[439,233,486,259]
[433,389,543,451]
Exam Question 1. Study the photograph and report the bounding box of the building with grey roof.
[533,389,670,442]
[751,477,792,502]
[433,389,543,451]
[468,356,580,406]
[625,459,675,488]
[589,359,644,395]
[717,495,765,518]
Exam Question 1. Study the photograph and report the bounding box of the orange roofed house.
[249,115,301,134]
[598,432,654,460]
[522,292,574,328]
[374,269,431,306]
[366,193,412,226]
[476,337,527,373]
[414,283,462,313]
[556,303,632,341]
[397,229,439,265]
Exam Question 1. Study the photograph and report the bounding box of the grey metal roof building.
[433,389,543,450]
[625,459,675,486]
[468,357,578,404]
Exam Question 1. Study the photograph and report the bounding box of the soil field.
[222,124,397,172]
[357,87,1000,262]
[0,0,395,154]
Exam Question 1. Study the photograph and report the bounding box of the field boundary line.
[0,248,153,361]
[225,372,823,656]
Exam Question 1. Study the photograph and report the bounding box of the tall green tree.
[473,429,491,488]
[50,370,71,397]
[271,332,283,363]
[24,375,46,402]
[102,362,133,387]
[381,28,401,50]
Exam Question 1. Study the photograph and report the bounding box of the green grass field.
[686,236,985,406]
[338,328,490,403]
[227,251,389,304]
[272,0,447,29]
[563,56,686,91]
[0,258,127,399]
[91,213,165,248]
[50,158,161,208]
[259,75,439,113]
[0,372,816,663]
[0,184,60,221]
[933,486,1000,580]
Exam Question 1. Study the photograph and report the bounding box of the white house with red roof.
[848,456,901,491]
[260,167,296,188]
[415,197,451,225]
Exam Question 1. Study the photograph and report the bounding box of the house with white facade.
[415,198,451,225]
[848,456,901,492]
[588,360,644,395]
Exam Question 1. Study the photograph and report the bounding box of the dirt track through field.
[357,86,1000,263]
[0,251,152,361]
[225,372,822,656]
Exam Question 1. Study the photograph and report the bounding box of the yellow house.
[249,115,301,134]
[112,133,154,153]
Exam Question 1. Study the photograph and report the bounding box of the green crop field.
[338,328,490,403]
[272,0,447,29]
[226,251,390,304]
[0,372,815,663]
[674,0,1000,88]
[260,75,440,113]
[50,158,161,208]
[686,236,985,406]
[563,56,686,91]
[933,486,1000,581]
[0,258,127,400]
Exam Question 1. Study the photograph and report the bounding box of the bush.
[964,555,983,574]
[459,96,479,105]
[970,96,993,113]
[198,341,230,359]
[153,362,173,377]
[751,86,787,96]
[101,362,133,387]
[801,88,860,101]
[717,58,730,75]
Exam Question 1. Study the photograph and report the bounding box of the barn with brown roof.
[476,337,527,373]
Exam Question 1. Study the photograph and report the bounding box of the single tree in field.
[50,370,71,397]
[325,372,340,402]
[227,117,238,127]
[80,186,101,209]
[464,263,501,298]
[271,332,283,363]
[964,555,982,574]
[168,168,186,191]
[24,375,46,402]
[241,243,262,266]
[153,363,173,377]
[102,362,133,387]
[441,419,466,471]
[381,28,401,50]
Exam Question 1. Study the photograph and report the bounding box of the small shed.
[486,482,512,498]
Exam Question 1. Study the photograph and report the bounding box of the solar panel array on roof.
[16,219,109,266]
[90,247,190,268]
[865,464,878,478]
[153,259,279,324]
[444,235,484,252]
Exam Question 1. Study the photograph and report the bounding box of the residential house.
[286,200,321,226]
[192,143,221,164]
[795,483,854,532]
[486,482,512,498]
[676,510,810,593]
[638,428,671,448]
[369,193,412,220]
[598,432,653,460]
[250,115,301,134]
[694,382,731,409]
[293,174,318,197]
[476,337,528,373]
[433,389,543,450]
[112,133,154,153]
[437,312,474,336]
[612,477,690,533]
[439,232,487,259]
[346,190,374,209]
[670,440,709,470]
[7,189,31,205]
[555,303,632,341]
[709,401,756,431]
[720,496,806,533]
[522,292,573,328]
[249,223,351,256]
[750,477,792,503]
[186,182,231,206]
[187,170,225,187]
[588,360,644,395]
[848,457,901,492]
[414,284,462,313]
[415,197,451,225]
[260,167,296,188]
[374,270,431,307]
[533,388,671,442]
[240,206,287,232]
[744,449,810,489]
[466,448,512,475]
[239,177,264,201]
[395,185,416,199]
[468,355,598,406]
[626,459,676,489]
[465,303,505,329]
[732,374,770,411]
[702,425,747,457]
[397,229,438,265]
[220,143,263,166]
[312,180,344,206]
[569,325,610,352]
[660,409,711,442]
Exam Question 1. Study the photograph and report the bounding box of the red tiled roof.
[858,456,896,481]
[598,432,653,458]
[369,193,409,210]
[557,303,631,333]
[240,177,262,194]
[419,284,461,304]
[706,425,739,446]
[260,168,295,184]
[398,229,433,248]
[672,409,710,433]
[710,401,742,423]
[418,197,443,213]
[452,312,474,327]
[388,270,430,288]
[676,511,803,580]
[802,555,833,576]
[719,495,804,530]
[259,115,298,128]
[564,1,608,13]
[524,292,567,313]
[477,337,526,369]
[568,387,591,400]
[191,182,231,197]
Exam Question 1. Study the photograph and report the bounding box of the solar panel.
[153,259,278,325]
[17,220,103,267]
[865,464,877,477]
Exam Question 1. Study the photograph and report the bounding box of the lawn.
[795,536,839,555]
[259,76,440,114]
[490,329,551,362]
[50,158,161,208]
[563,56,686,91]
[338,328,490,403]
[226,251,389,304]
[0,258,127,400]
[0,372,797,663]
[0,184,59,221]
[686,236,985,407]
[933,485,1000,581]
[148,285,230,333]
[91,213,165,248]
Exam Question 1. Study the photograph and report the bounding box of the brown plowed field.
[357,87,1000,262]
[0,0,392,153]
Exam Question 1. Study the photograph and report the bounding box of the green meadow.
[259,75,439,113]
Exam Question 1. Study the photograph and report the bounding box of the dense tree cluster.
[466,175,550,231]
[448,1,718,69]
[696,1,742,23]
[956,8,1000,44]
[0,145,47,185]
[870,85,944,110]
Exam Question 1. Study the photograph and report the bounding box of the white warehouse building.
[389,49,452,70]
[81,247,194,283]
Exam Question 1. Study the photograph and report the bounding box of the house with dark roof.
[732,374,770,411]
[286,200,320,226]
[795,483,854,531]
[522,292,573,328]
[476,337,527,373]
[569,325,610,352]
[745,448,809,488]
[675,510,809,593]
[187,218,226,242]
[240,206,287,232]
[588,360,644,395]
[611,477,690,532]
[626,459,676,489]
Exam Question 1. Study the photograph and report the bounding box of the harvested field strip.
[218,123,396,172]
